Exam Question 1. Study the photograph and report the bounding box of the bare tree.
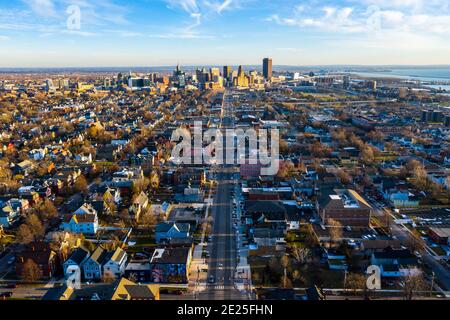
[403,271,428,300]
[21,259,42,282]
[26,214,45,240]
[16,224,34,244]
[346,273,367,295]
[35,199,58,220]
[328,219,344,247]
[74,175,88,194]
[291,246,311,264]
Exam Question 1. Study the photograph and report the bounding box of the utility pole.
[430,272,435,297]
[343,270,348,292]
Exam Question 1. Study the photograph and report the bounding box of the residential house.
[61,203,99,235]
[155,222,191,244]
[125,260,152,283]
[63,247,90,277]
[245,200,288,230]
[149,246,192,284]
[82,247,110,281]
[371,247,419,278]
[44,277,160,301]
[111,278,160,300]
[386,190,420,208]
[12,160,35,176]
[103,247,128,280]
[149,202,171,220]
[103,187,122,206]
[130,191,149,221]
[0,198,28,228]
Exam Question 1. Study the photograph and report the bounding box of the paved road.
[371,201,450,291]
[198,90,250,300]
[0,252,14,279]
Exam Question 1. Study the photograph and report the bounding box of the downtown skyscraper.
[263,58,273,80]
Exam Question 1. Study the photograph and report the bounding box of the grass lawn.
[126,234,157,252]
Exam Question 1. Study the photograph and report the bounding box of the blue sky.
[0,0,450,67]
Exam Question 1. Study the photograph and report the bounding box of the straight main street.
[198,90,251,300]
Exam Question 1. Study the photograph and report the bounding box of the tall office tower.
[445,116,450,127]
[343,75,350,89]
[45,79,55,91]
[263,58,273,79]
[234,65,249,87]
[367,80,377,91]
[104,78,112,88]
[173,64,186,88]
[223,66,232,81]
[210,67,221,79]
[432,110,444,123]
[149,73,158,83]
[238,65,245,77]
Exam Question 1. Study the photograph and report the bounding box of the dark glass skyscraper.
[263,58,272,79]
[223,66,232,81]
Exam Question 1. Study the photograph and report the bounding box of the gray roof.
[155,222,190,233]
[67,247,90,265]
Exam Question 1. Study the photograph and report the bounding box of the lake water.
[351,68,450,83]
[425,84,450,91]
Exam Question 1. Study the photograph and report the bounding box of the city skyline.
[0,0,450,67]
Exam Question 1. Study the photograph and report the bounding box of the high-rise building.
[343,75,350,89]
[223,66,232,81]
[45,79,54,91]
[432,110,444,123]
[210,67,221,81]
[233,66,249,87]
[263,58,273,79]
[173,64,186,88]
[196,68,210,87]
[444,116,450,127]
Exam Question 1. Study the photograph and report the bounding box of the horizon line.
[1,64,450,70]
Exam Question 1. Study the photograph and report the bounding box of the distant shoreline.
[0,65,450,73]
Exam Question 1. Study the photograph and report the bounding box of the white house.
[386,190,420,208]
[0,206,19,228]
[82,247,109,281]
[61,203,99,235]
[0,198,28,228]
[103,247,128,279]
[63,247,90,277]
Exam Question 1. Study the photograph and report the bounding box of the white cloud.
[165,0,242,32]
[165,0,200,14]
[0,35,9,41]
[22,0,56,17]
[267,7,366,33]
[268,2,450,35]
